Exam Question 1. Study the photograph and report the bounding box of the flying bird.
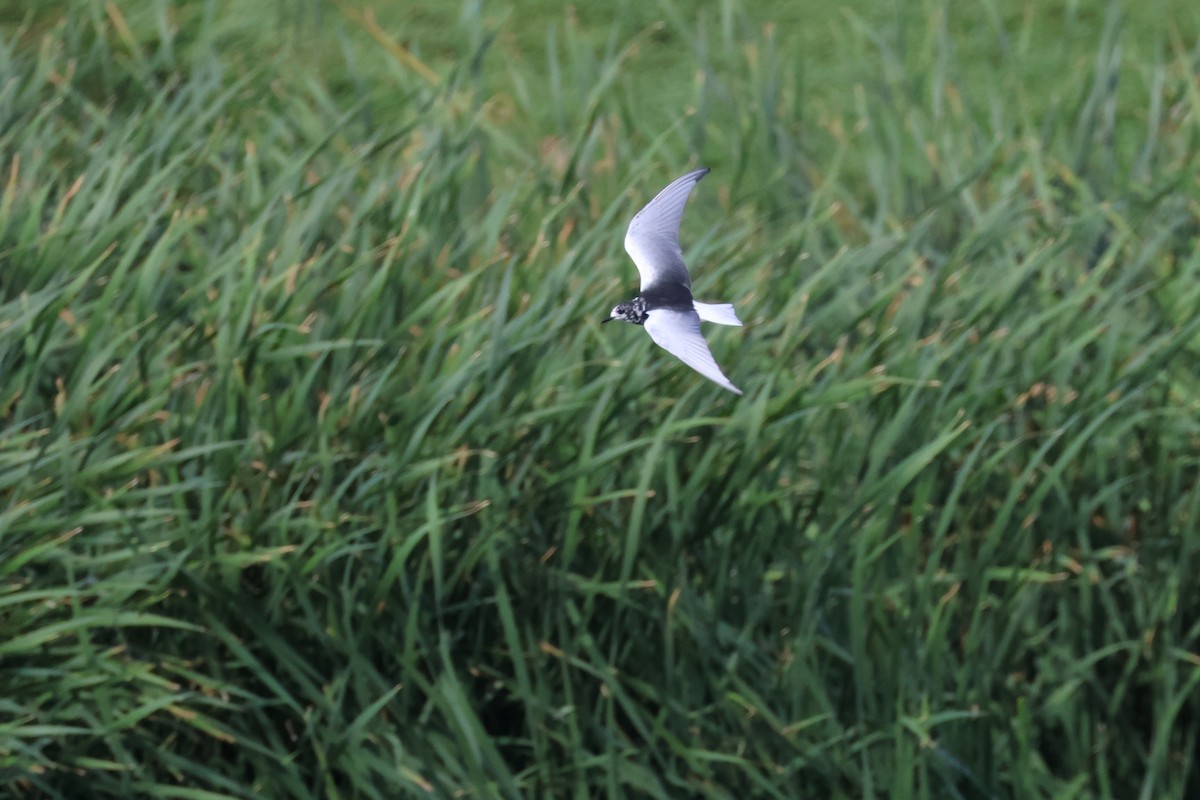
[602,167,743,395]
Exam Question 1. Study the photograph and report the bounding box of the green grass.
[2,0,1200,797]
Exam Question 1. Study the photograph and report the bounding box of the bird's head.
[602,300,646,325]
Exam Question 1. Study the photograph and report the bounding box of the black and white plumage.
[602,167,743,395]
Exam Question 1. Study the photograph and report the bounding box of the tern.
[602,167,743,395]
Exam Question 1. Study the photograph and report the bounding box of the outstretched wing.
[624,167,709,291]
[643,307,742,395]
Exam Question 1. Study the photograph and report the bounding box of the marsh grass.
[1,0,1199,797]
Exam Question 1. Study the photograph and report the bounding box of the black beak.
[601,316,614,324]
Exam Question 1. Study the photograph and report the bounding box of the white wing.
[643,308,742,395]
[624,168,709,291]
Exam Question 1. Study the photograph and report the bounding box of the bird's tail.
[693,302,742,326]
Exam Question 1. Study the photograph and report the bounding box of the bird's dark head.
[602,298,648,326]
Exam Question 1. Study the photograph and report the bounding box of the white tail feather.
[693,302,742,326]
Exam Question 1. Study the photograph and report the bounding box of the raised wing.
[643,307,742,395]
[624,167,709,291]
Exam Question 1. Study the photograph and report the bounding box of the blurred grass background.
[2,0,1199,797]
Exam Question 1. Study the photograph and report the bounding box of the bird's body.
[603,167,743,395]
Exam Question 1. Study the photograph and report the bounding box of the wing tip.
[718,374,743,395]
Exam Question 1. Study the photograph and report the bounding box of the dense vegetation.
[2,1,1198,797]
